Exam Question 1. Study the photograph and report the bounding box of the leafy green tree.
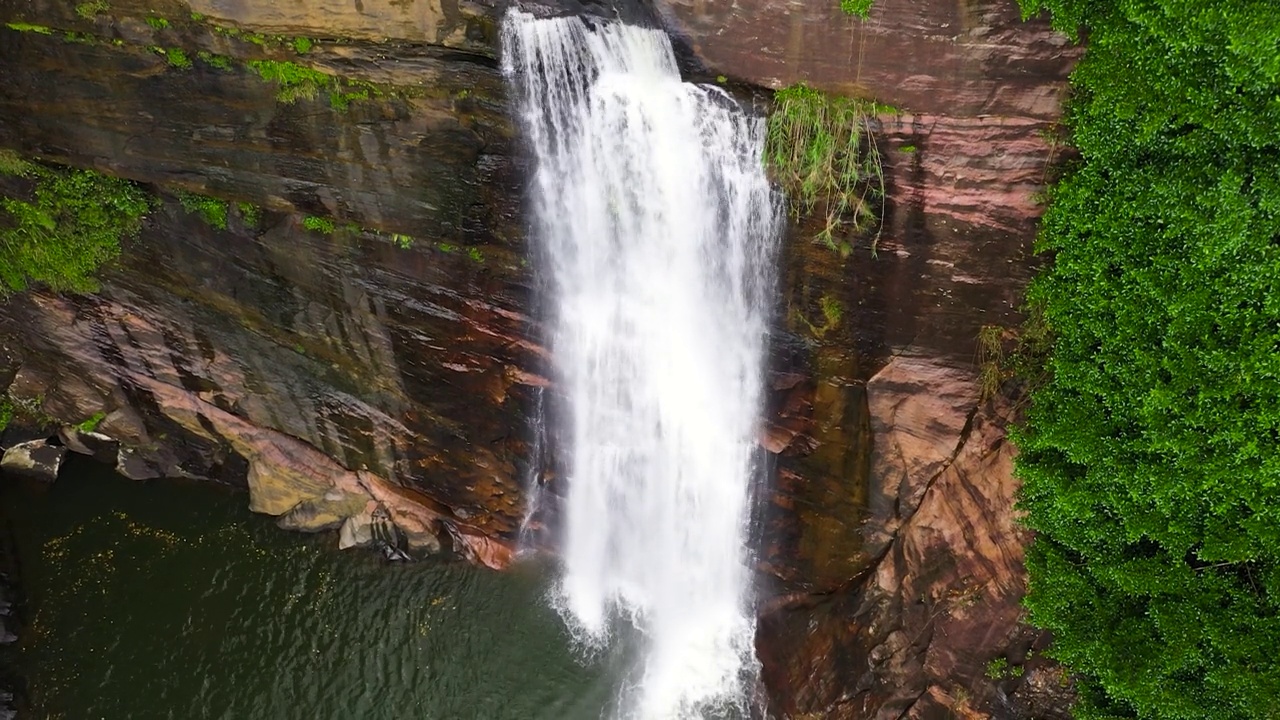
[1014,1,1280,718]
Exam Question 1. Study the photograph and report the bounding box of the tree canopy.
[1014,1,1280,718]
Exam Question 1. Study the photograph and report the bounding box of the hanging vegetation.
[765,84,885,255]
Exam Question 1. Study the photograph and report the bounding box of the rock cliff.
[0,0,1077,715]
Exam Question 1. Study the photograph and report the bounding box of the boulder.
[276,491,369,533]
[0,439,66,482]
[58,425,121,464]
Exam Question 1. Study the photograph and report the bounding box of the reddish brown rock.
[657,0,1077,120]
[758,394,1064,719]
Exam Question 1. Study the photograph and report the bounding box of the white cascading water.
[503,10,780,719]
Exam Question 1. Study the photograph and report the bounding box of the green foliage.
[5,23,53,34]
[302,216,334,234]
[235,202,260,228]
[196,51,232,71]
[437,243,458,253]
[175,191,228,230]
[162,47,191,69]
[75,0,108,20]
[291,37,313,54]
[985,657,1021,680]
[390,233,412,249]
[467,247,484,264]
[246,60,334,104]
[246,60,325,102]
[765,83,884,255]
[189,12,205,21]
[145,15,169,30]
[899,144,916,153]
[329,88,369,111]
[1013,1,1280,718]
[0,160,151,294]
[76,411,105,433]
[838,0,873,18]
[212,24,268,46]
[0,396,11,434]
[0,149,35,177]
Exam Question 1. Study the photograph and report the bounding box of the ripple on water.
[0,458,621,720]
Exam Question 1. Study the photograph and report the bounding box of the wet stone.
[0,439,67,483]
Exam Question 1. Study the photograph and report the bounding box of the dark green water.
[0,458,622,720]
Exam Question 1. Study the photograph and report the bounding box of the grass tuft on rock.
[839,0,874,18]
[302,216,335,234]
[765,83,884,255]
[75,0,108,20]
[246,60,336,104]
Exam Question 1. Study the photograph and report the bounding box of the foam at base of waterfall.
[503,11,780,719]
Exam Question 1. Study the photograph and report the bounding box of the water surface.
[0,459,618,720]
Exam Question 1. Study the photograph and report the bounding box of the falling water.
[503,10,780,719]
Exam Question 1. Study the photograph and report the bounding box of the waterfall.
[502,10,781,719]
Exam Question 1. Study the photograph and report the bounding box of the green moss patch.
[175,191,228,230]
[0,157,151,294]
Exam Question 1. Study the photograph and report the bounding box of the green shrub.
[0,160,151,294]
[246,60,332,104]
[1014,1,1280,718]
[145,15,169,30]
[765,83,884,254]
[75,0,108,20]
[292,37,313,54]
[839,0,873,18]
[330,88,369,111]
[162,47,191,69]
[76,411,105,432]
[0,150,35,177]
[302,216,334,234]
[175,191,228,230]
[236,202,260,228]
[194,51,230,71]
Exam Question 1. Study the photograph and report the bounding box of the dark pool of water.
[0,458,622,719]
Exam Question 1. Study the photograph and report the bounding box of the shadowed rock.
[1,439,67,482]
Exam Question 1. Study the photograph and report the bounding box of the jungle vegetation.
[1012,1,1280,718]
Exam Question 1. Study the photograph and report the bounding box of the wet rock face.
[0,440,68,483]
[655,0,1077,120]
[0,0,1076,715]
[2,206,537,568]
[721,0,1078,714]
